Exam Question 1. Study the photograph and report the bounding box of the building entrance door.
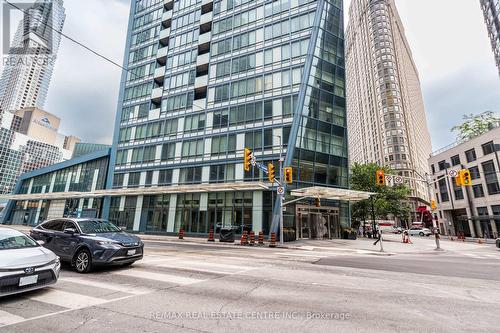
[296,205,340,240]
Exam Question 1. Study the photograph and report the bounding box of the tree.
[451,111,500,142]
[350,163,412,225]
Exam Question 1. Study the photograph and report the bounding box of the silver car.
[0,227,60,297]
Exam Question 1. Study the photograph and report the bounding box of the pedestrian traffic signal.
[460,169,472,186]
[244,148,252,172]
[315,197,321,207]
[268,163,275,182]
[376,169,385,186]
[284,167,293,184]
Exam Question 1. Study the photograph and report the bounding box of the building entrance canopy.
[290,187,376,202]
[0,182,269,201]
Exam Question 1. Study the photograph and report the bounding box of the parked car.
[496,238,500,249]
[31,219,144,273]
[407,227,432,237]
[390,227,403,234]
[0,227,60,297]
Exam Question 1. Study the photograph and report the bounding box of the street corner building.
[1,0,352,241]
[345,0,433,207]
[428,125,500,239]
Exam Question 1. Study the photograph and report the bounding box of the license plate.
[19,275,38,287]
[127,249,136,256]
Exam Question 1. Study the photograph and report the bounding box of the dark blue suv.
[31,218,143,273]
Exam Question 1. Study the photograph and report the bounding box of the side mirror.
[36,240,45,246]
[64,228,76,235]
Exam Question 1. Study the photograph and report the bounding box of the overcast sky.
[3,0,500,150]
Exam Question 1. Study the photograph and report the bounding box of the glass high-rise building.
[480,0,500,76]
[104,0,349,238]
[0,0,66,118]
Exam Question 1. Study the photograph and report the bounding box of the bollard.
[207,228,215,242]
[240,231,248,246]
[258,231,265,245]
[269,232,277,248]
[179,229,184,240]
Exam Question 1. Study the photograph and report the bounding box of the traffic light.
[431,200,437,210]
[284,167,293,184]
[455,175,463,186]
[376,169,385,186]
[268,163,276,182]
[244,148,252,172]
[460,169,472,186]
[315,197,321,207]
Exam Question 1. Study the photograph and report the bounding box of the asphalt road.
[1,239,500,333]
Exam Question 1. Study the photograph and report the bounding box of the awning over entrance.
[290,186,375,202]
[0,182,269,201]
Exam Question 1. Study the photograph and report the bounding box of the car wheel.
[419,232,424,236]
[74,248,92,273]
[123,262,134,267]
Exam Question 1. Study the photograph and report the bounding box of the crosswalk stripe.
[114,269,205,285]
[0,310,24,327]
[58,277,152,295]
[274,252,330,258]
[29,289,108,309]
[157,260,254,275]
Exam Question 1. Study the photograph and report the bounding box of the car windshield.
[77,220,121,234]
[0,230,38,250]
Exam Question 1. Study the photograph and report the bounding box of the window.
[209,164,235,183]
[181,139,204,158]
[184,113,206,132]
[472,184,485,198]
[113,173,124,188]
[482,160,500,195]
[438,178,449,202]
[470,166,480,179]
[179,167,202,184]
[158,169,173,185]
[128,172,141,187]
[161,143,176,161]
[465,149,476,163]
[211,134,236,155]
[438,160,447,171]
[431,164,435,174]
[450,154,461,166]
[482,141,495,156]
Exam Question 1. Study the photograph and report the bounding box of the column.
[133,196,143,232]
[167,194,177,232]
[252,191,263,232]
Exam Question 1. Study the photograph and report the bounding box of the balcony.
[164,0,174,10]
[195,75,208,89]
[151,87,163,103]
[156,46,168,65]
[154,66,165,84]
[196,52,209,66]
[159,28,170,46]
[198,31,211,55]
[201,0,213,14]
[200,12,213,34]
[162,10,172,27]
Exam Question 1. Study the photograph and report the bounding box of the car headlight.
[97,240,120,246]
[47,256,60,265]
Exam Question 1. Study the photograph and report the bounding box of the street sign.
[448,169,458,178]
[256,163,268,174]
[277,186,284,195]
[385,175,393,183]
[394,176,403,184]
[251,156,257,166]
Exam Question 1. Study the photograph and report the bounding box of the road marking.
[0,310,24,326]
[157,260,255,275]
[29,289,107,309]
[274,252,331,258]
[58,277,152,295]
[114,269,205,285]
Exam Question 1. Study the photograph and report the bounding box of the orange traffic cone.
[258,231,264,245]
[269,232,277,248]
[207,228,215,242]
[249,231,255,246]
[179,229,184,240]
[240,231,248,245]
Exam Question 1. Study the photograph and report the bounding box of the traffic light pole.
[278,135,284,246]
